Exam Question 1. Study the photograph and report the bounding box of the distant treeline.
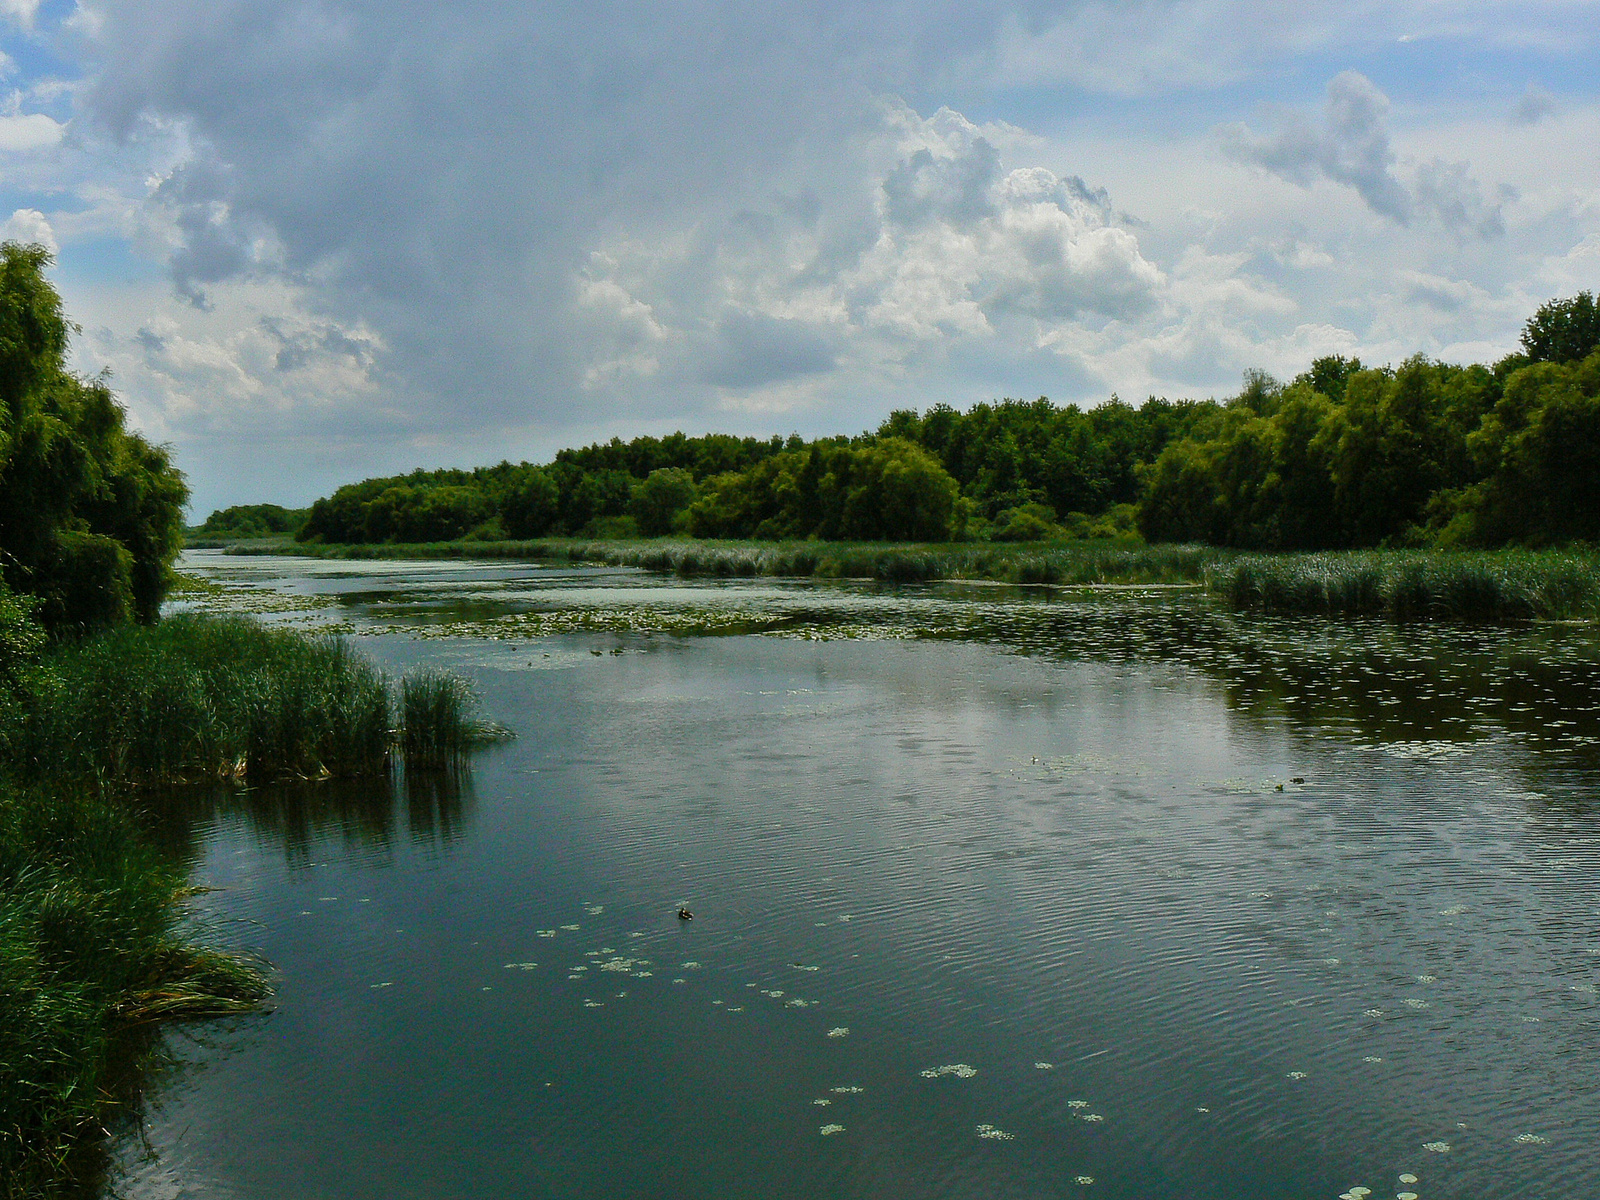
[248,292,1600,550]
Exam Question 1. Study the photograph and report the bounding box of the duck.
[677,906,694,921]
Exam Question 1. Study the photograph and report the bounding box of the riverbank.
[0,613,502,1196]
[197,535,1600,621]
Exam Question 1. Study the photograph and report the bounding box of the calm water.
[113,552,1600,1199]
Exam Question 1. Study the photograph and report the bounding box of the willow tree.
[0,242,187,629]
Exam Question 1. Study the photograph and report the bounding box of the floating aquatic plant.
[819,1124,845,1136]
[813,1099,830,1107]
[1423,1141,1450,1153]
[921,1064,978,1079]
[1067,1100,1088,1109]
[1286,1071,1308,1080]
[975,1124,1014,1141]
[503,962,538,970]
[1364,1008,1386,1017]
[1404,999,1429,1009]
[1515,1133,1549,1144]
[1361,1056,1383,1063]
[1034,1062,1054,1070]
[1399,1175,1418,1184]
[1074,1176,1094,1185]
[830,1086,863,1094]
[827,1027,849,1038]
[1082,1114,1103,1122]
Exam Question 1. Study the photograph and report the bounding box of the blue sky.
[2,0,1596,515]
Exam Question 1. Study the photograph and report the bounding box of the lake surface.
[114,551,1600,1199]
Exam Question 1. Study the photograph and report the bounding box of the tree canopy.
[0,242,188,630]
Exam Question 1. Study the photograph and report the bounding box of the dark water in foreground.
[117,553,1600,1199]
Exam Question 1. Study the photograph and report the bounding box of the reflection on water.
[154,770,475,868]
[108,554,1600,1200]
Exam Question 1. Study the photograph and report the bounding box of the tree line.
[263,292,1600,550]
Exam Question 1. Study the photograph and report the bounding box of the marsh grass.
[1,614,503,1192]
[400,672,495,768]
[0,781,269,1192]
[16,614,502,784]
[1222,550,1600,620]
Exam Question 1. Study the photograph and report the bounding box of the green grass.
[1220,549,1600,620]
[0,614,505,1192]
[0,780,269,1194]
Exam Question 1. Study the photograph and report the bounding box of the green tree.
[1521,292,1600,365]
[500,466,560,537]
[0,242,187,629]
[630,467,698,536]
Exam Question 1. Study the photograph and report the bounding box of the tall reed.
[0,781,269,1192]
[1,613,503,1192]
[1222,550,1600,619]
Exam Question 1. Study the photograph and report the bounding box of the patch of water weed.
[229,535,1228,587]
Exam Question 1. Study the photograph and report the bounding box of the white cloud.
[1,207,56,251]
[1,0,1590,513]
[0,0,40,28]
[0,109,63,152]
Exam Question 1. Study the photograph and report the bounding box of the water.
[114,552,1600,1198]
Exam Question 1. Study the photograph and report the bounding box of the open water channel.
[112,551,1600,1200]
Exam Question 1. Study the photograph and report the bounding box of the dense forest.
[257,293,1600,550]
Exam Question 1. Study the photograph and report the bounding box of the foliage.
[686,437,961,541]
[630,467,698,536]
[1430,351,1600,547]
[0,242,188,631]
[1520,291,1600,366]
[1139,355,1500,549]
[196,503,308,539]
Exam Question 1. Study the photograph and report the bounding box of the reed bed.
[1221,550,1600,620]
[17,614,500,784]
[1,614,504,1191]
[0,780,269,1192]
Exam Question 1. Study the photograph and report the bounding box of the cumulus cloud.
[6,0,1590,513]
[0,107,63,151]
[1,207,55,251]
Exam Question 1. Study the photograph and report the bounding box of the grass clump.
[1,609,503,1191]
[400,672,492,769]
[1222,549,1600,620]
[0,780,269,1192]
[16,614,502,784]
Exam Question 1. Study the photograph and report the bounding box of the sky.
[2,0,1597,516]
